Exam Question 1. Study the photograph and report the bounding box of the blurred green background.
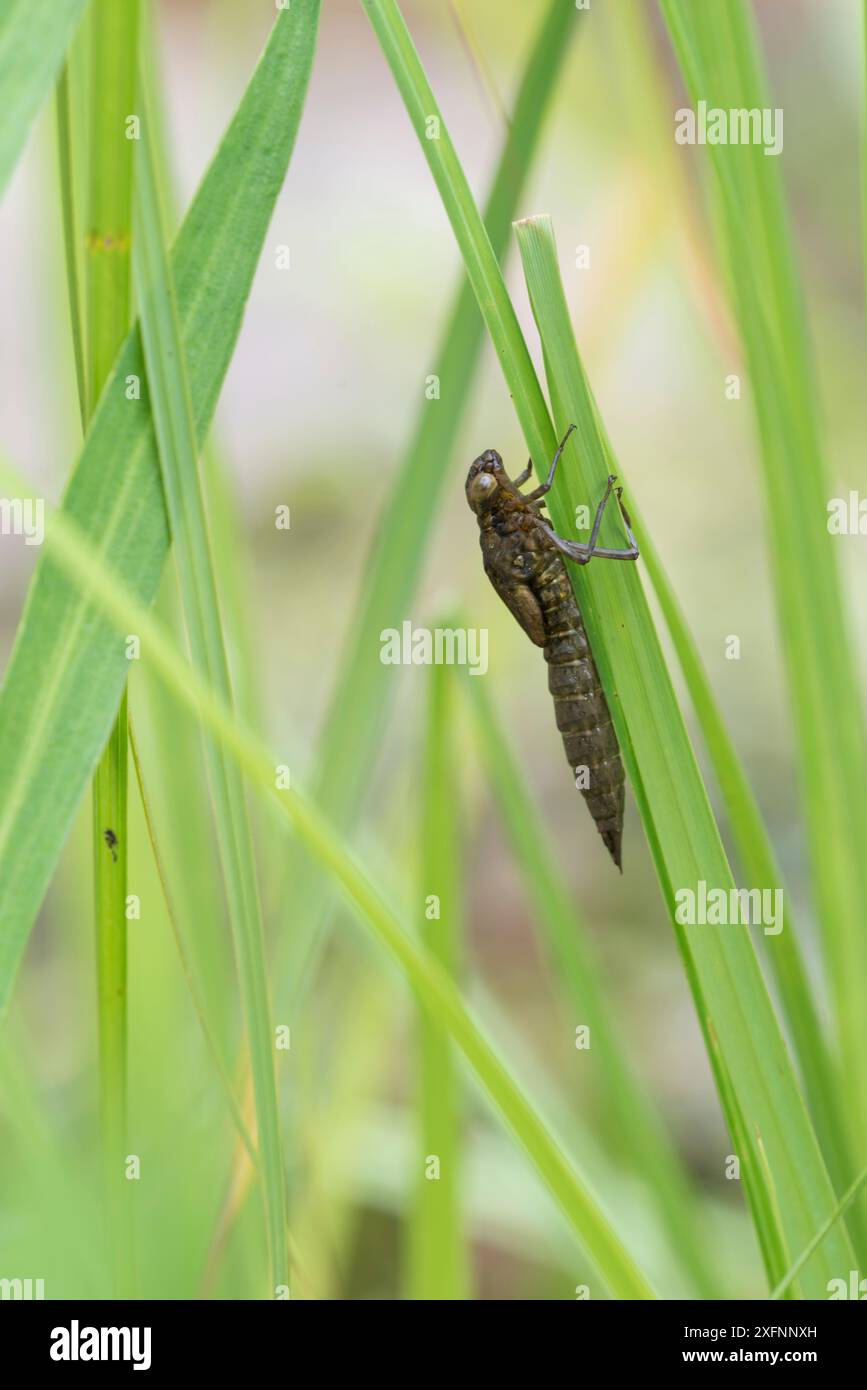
[1,0,865,1299]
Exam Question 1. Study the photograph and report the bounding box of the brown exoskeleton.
[466,424,638,869]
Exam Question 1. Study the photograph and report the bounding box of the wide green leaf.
[0,2,322,1015]
[0,0,89,198]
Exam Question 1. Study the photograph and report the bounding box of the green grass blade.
[0,2,322,1015]
[360,0,552,479]
[460,668,719,1298]
[278,0,580,1002]
[127,720,257,1172]
[634,513,858,1229]
[770,1161,867,1301]
[406,660,471,1300]
[0,0,89,198]
[55,62,87,427]
[659,0,867,1162]
[132,84,287,1291]
[0,462,657,1302]
[80,0,139,1297]
[85,0,138,416]
[863,2,867,309]
[515,213,852,1295]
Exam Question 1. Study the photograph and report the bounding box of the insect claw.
[607,474,618,487]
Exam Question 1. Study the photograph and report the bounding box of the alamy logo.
[0,496,44,546]
[0,1276,44,1299]
[675,101,783,157]
[827,1271,867,1299]
[827,492,867,535]
[50,1320,152,1371]
[380,621,488,676]
[674,881,783,935]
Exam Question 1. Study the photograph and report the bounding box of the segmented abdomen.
[536,556,625,870]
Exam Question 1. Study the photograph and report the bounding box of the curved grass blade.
[0,2,322,1017]
[0,463,657,1303]
[0,0,89,198]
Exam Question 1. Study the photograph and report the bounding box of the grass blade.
[770,1161,867,1301]
[660,0,867,1165]
[55,62,87,427]
[514,213,852,1294]
[0,2,322,1015]
[132,80,288,1291]
[0,0,89,197]
[127,720,257,1171]
[360,0,552,479]
[406,659,471,1299]
[460,667,719,1298]
[634,508,861,1249]
[0,459,658,1303]
[277,0,581,1003]
[72,0,139,1296]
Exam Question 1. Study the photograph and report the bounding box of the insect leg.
[585,475,618,553]
[543,477,640,564]
[581,479,639,561]
[610,486,639,558]
[523,422,577,501]
[513,458,533,487]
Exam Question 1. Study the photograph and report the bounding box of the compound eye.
[468,470,498,510]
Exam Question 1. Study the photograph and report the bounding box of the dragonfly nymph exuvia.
[466,424,639,870]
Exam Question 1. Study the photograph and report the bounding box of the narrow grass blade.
[0,3,322,1015]
[278,0,580,1002]
[406,659,471,1299]
[132,83,288,1291]
[514,213,852,1294]
[0,0,89,197]
[0,465,658,1302]
[634,510,862,1253]
[863,2,867,309]
[771,1162,867,1301]
[128,720,257,1172]
[660,0,867,1162]
[55,62,87,427]
[80,0,139,1296]
[360,0,553,481]
[460,668,719,1298]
